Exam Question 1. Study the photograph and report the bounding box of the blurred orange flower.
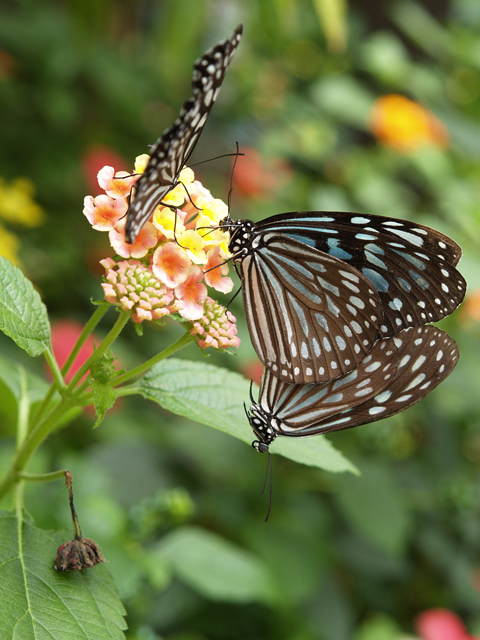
[460,291,480,323]
[370,94,449,152]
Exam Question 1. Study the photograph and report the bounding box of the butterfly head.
[246,402,276,453]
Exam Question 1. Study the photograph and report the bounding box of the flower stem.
[61,303,110,378]
[67,310,130,389]
[30,304,111,431]
[114,330,195,388]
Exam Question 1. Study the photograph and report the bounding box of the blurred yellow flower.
[0,177,45,264]
[370,94,449,152]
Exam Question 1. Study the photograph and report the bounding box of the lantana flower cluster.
[83,156,240,351]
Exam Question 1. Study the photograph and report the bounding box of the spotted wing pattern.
[255,211,466,335]
[236,229,383,384]
[248,325,459,451]
[125,25,243,243]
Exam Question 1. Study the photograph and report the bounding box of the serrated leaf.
[133,358,355,472]
[155,526,275,603]
[0,510,127,640]
[0,257,51,356]
[90,378,117,428]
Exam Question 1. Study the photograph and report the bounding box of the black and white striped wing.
[125,25,243,243]
[259,212,466,335]
[241,233,383,384]
[306,325,459,434]
[250,337,399,446]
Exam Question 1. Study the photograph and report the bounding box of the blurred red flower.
[233,147,292,199]
[82,145,130,194]
[48,319,97,384]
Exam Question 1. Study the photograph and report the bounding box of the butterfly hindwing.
[125,25,243,243]
[249,325,459,450]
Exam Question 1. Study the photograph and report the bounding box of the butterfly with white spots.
[125,25,243,244]
[247,325,459,452]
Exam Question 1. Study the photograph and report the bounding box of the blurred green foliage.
[1,0,480,638]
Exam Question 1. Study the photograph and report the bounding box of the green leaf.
[154,526,275,603]
[0,257,51,356]
[0,353,49,403]
[90,378,117,429]
[334,463,413,555]
[133,358,356,473]
[0,509,127,639]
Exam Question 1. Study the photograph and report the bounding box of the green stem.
[30,304,110,431]
[67,310,130,390]
[18,470,66,483]
[114,330,195,387]
[0,397,74,501]
[61,304,110,378]
[44,348,67,393]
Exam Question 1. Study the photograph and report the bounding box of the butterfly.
[125,24,243,244]
[222,212,465,383]
[247,325,459,453]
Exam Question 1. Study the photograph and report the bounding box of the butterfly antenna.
[249,379,255,404]
[261,451,273,524]
[228,141,241,212]
[189,150,245,169]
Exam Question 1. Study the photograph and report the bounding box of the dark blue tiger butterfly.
[125,25,243,244]
[247,325,459,452]
[222,211,465,384]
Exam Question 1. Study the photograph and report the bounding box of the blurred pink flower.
[415,609,478,640]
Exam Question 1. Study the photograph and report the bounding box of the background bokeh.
[1,1,480,638]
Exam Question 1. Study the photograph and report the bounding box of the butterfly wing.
[252,336,399,440]
[303,325,459,434]
[257,212,466,335]
[241,232,383,384]
[125,25,243,243]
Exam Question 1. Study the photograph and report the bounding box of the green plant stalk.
[18,470,66,482]
[67,309,131,389]
[0,396,76,501]
[30,304,110,430]
[114,330,195,388]
[61,303,110,377]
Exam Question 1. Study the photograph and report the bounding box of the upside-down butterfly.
[125,25,243,244]
[247,325,459,452]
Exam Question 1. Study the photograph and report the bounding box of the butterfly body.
[125,25,243,244]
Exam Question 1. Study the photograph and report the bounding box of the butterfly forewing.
[255,211,466,336]
[305,325,459,434]
[125,25,243,243]
[239,231,383,384]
